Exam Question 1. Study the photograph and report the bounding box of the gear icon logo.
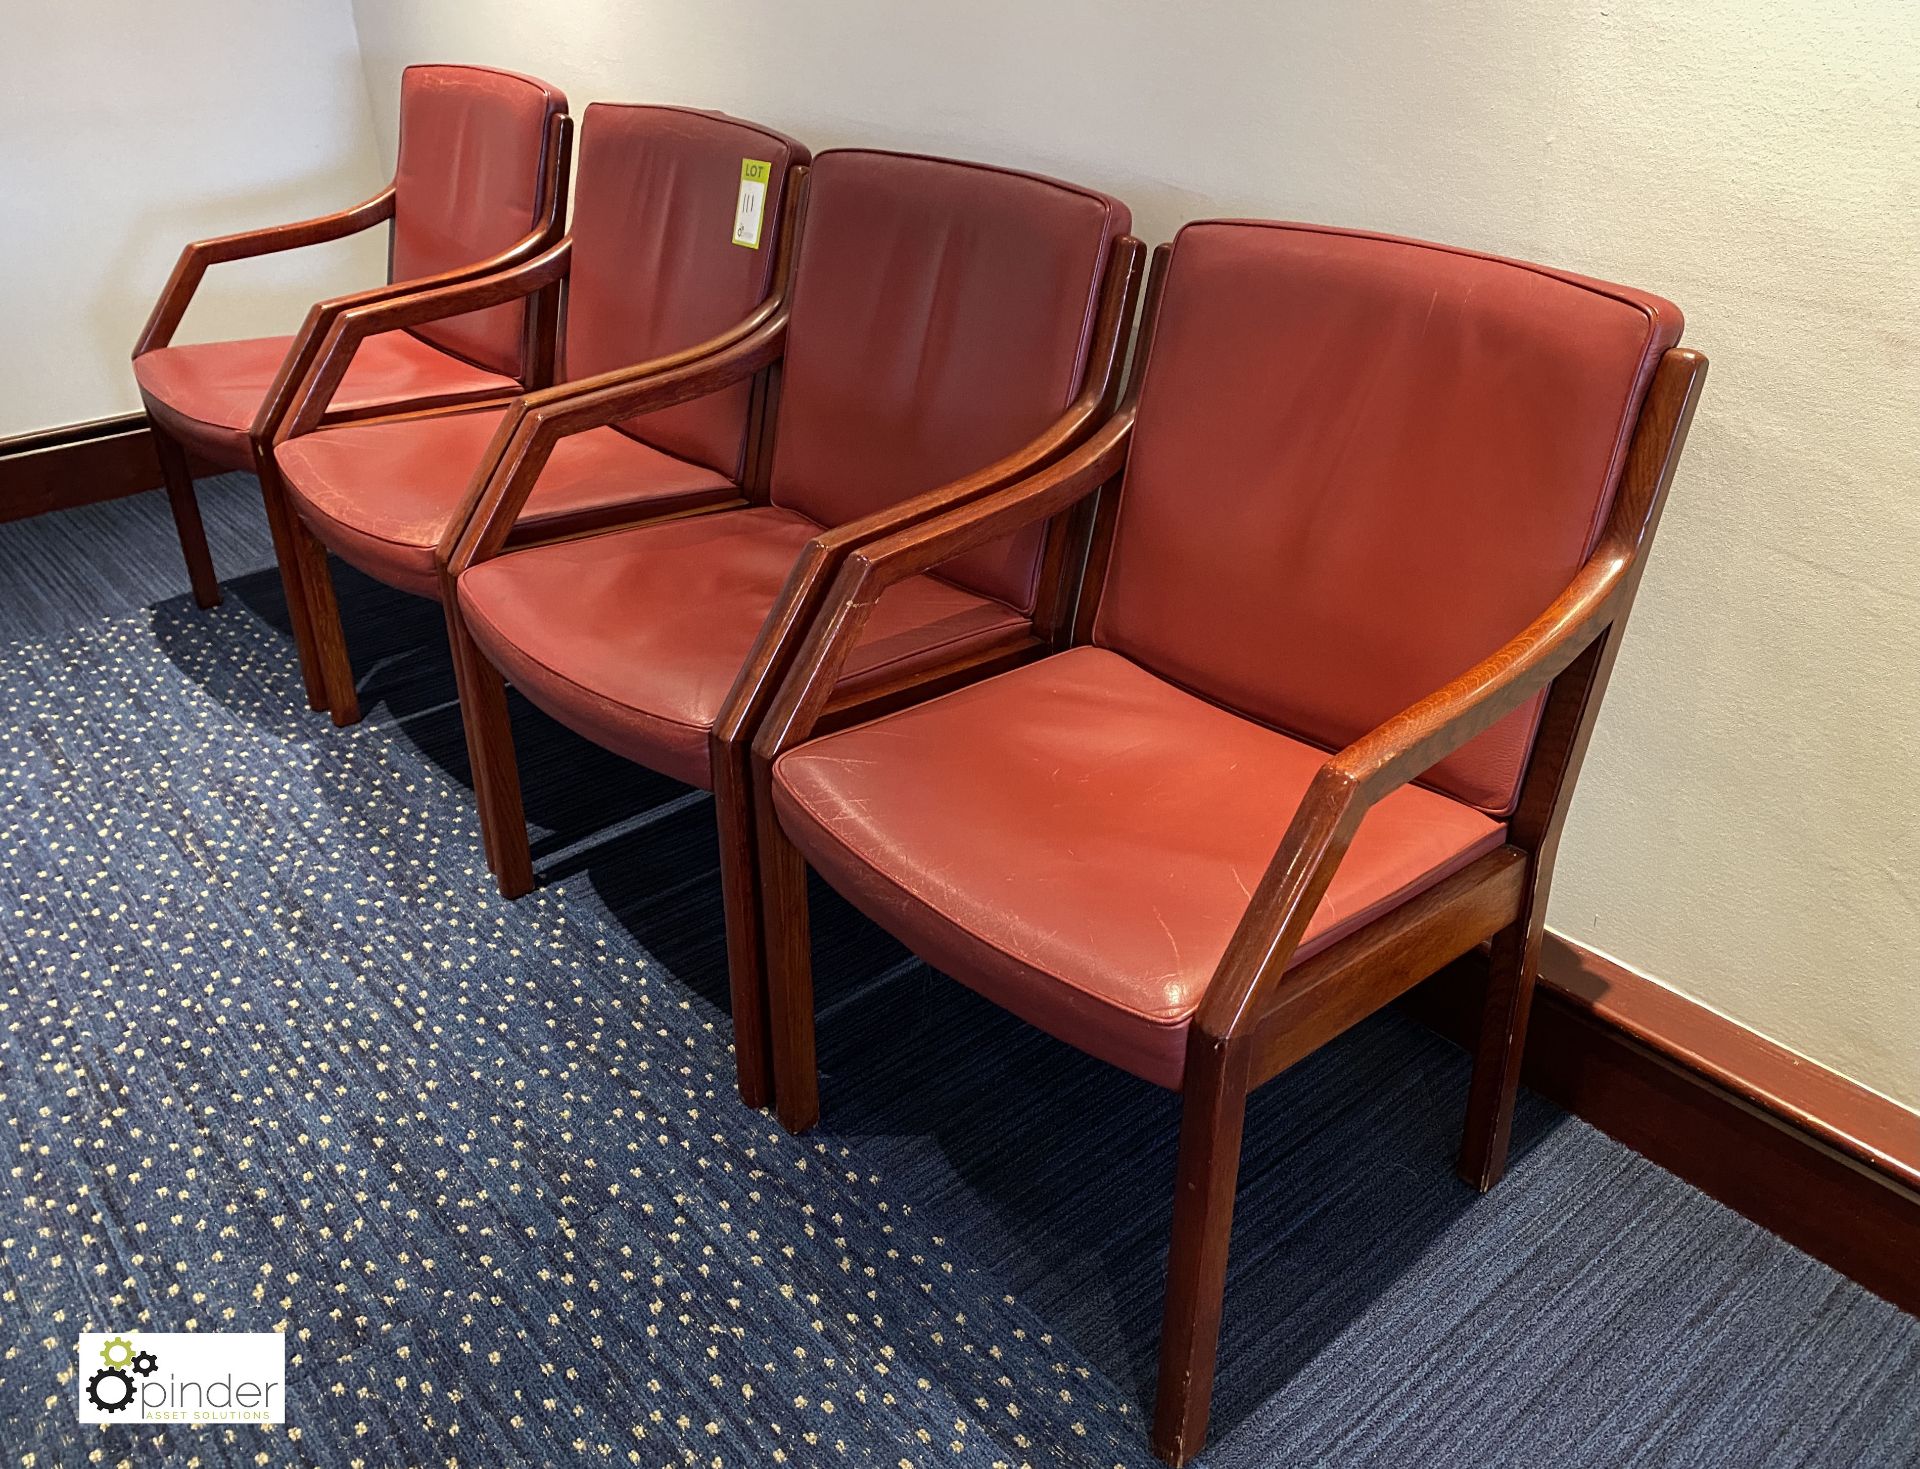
[84,1335,157,1415]
[86,1366,135,1413]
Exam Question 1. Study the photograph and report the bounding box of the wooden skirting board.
[0,412,186,522]
[1408,934,1920,1314]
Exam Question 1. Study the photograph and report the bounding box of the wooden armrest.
[715,388,1141,753]
[793,233,1144,564]
[275,240,574,444]
[1330,554,1628,799]
[439,309,791,580]
[133,187,397,356]
[431,163,814,578]
[749,413,1135,767]
[249,222,573,445]
[1192,345,1710,1049]
[1191,553,1627,1046]
[513,299,787,435]
[480,168,812,445]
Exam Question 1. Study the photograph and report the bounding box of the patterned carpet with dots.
[0,475,1916,1468]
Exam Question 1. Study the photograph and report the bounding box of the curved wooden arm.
[1194,346,1709,1049]
[274,240,574,444]
[712,238,1146,754]
[438,173,813,580]
[133,188,398,357]
[249,219,573,446]
[1190,552,1629,1048]
[437,310,792,583]
[749,412,1136,768]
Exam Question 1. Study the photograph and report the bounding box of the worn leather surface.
[458,507,1029,789]
[766,149,1128,611]
[1092,220,1682,813]
[390,64,567,377]
[278,405,736,598]
[773,646,1507,1087]
[135,332,517,470]
[564,104,806,478]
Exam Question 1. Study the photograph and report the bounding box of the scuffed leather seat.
[773,645,1505,1086]
[135,64,566,471]
[461,506,1029,787]
[275,404,733,597]
[769,219,1681,1081]
[136,334,518,468]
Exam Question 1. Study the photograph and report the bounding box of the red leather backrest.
[563,104,807,480]
[390,64,566,377]
[1093,221,1682,814]
[769,150,1127,610]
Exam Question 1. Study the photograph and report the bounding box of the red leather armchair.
[751,221,1706,1464]
[269,103,810,725]
[446,148,1144,1110]
[131,64,569,692]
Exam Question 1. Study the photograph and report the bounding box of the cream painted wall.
[0,0,388,437]
[348,0,1920,1111]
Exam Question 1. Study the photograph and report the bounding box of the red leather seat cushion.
[276,407,737,598]
[458,507,1030,788]
[134,333,518,470]
[390,64,567,378]
[1092,221,1682,814]
[772,647,1506,1088]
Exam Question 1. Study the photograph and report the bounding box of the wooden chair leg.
[445,605,534,899]
[713,738,773,1110]
[757,787,819,1133]
[250,444,330,712]
[290,522,361,727]
[1457,913,1545,1192]
[1151,1042,1250,1466]
[152,425,220,609]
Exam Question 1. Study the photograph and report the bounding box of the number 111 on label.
[734,160,773,249]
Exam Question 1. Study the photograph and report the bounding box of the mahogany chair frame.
[748,247,1708,1464]
[271,161,819,730]
[131,109,573,709]
[437,203,1145,1109]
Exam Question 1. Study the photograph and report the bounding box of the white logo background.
[77,1332,286,1425]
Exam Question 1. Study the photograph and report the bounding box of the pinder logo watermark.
[77,1332,285,1425]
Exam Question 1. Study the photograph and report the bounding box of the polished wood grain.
[151,428,221,608]
[1249,846,1528,1085]
[132,188,399,360]
[749,256,1707,1460]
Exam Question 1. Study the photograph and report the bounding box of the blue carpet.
[0,478,1916,1467]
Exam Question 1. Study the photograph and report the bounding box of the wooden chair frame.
[438,210,1145,1111]
[748,246,1708,1464]
[269,160,816,729]
[130,109,573,706]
